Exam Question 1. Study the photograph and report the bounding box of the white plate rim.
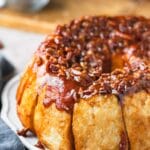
[1,74,39,150]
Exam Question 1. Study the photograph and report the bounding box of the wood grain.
[0,0,149,33]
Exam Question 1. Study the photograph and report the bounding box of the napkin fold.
[0,119,25,150]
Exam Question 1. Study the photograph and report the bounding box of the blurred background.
[0,0,150,33]
[0,0,150,78]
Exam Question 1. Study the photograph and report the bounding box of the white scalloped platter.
[1,75,39,150]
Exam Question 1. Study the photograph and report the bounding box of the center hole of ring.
[110,52,126,73]
[101,52,126,74]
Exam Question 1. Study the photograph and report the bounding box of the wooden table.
[0,0,149,33]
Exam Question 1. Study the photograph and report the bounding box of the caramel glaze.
[35,141,45,150]
[17,128,29,137]
[32,16,150,112]
[119,131,128,150]
[43,76,80,111]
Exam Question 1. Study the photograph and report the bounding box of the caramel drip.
[33,16,149,111]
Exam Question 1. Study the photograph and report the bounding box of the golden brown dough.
[123,91,150,150]
[34,86,73,150]
[17,78,37,131]
[17,58,37,131]
[16,59,35,104]
[73,95,128,150]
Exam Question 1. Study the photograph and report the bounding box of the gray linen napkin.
[0,119,25,150]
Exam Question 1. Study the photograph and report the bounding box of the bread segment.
[73,95,128,150]
[34,86,73,150]
[123,90,150,150]
[17,78,37,131]
[17,59,37,131]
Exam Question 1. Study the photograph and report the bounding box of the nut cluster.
[34,16,150,111]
